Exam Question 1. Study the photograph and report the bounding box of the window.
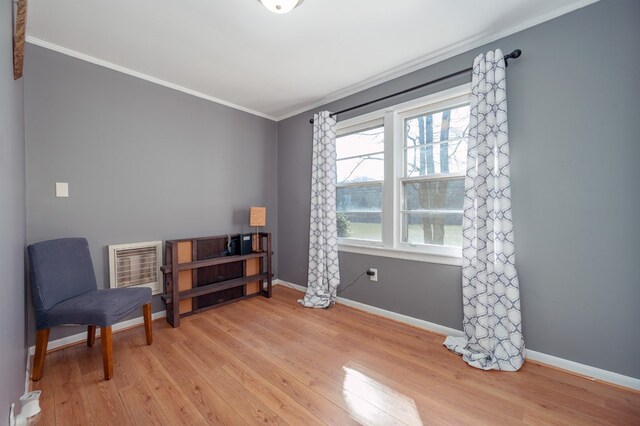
[336,85,470,264]
[336,119,384,243]
[401,104,469,248]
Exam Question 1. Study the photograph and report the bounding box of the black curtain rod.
[309,49,522,124]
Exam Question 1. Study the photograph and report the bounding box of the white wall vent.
[108,241,162,295]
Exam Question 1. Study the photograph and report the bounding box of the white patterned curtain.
[298,111,341,308]
[444,49,525,371]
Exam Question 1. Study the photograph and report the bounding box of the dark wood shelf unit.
[161,252,266,274]
[162,273,269,303]
[162,233,272,327]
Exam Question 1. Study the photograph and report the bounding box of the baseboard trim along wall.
[273,279,640,391]
[26,310,167,357]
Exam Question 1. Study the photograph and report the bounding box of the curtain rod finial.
[504,49,522,67]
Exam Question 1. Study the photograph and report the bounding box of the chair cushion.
[28,238,98,313]
[36,287,152,329]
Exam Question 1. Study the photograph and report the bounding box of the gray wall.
[277,0,640,378]
[24,45,278,343]
[0,0,27,420]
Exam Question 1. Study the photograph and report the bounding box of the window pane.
[337,154,384,184]
[402,178,464,247]
[402,212,463,247]
[403,178,465,211]
[337,184,382,212]
[404,139,467,177]
[405,105,470,145]
[337,212,382,241]
[337,184,382,241]
[336,126,384,159]
[404,105,469,177]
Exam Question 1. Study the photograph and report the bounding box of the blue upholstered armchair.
[28,238,153,380]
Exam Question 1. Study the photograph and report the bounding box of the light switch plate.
[55,182,69,197]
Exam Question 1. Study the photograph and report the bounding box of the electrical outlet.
[368,268,378,282]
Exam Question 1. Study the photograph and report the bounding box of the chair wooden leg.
[87,325,96,347]
[143,303,153,345]
[101,326,113,380]
[31,329,50,381]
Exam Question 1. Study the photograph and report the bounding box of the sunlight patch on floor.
[342,366,423,425]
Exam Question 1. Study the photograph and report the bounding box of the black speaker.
[239,233,253,255]
[227,236,240,256]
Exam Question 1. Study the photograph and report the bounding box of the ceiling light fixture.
[258,0,303,14]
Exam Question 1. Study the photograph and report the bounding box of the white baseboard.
[524,349,640,391]
[274,279,463,337]
[24,350,31,395]
[273,280,640,390]
[25,310,167,390]
[27,310,166,357]
[273,279,305,291]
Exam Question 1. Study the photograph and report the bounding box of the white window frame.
[337,84,471,266]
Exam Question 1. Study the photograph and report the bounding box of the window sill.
[337,243,462,266]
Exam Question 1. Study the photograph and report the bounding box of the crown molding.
[275,0,600,121]
[26,0,599,123]
[25,36,278,122]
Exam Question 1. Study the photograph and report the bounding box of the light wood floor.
[31,286,639,425]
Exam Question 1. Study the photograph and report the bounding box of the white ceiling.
[27,0,597,120]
